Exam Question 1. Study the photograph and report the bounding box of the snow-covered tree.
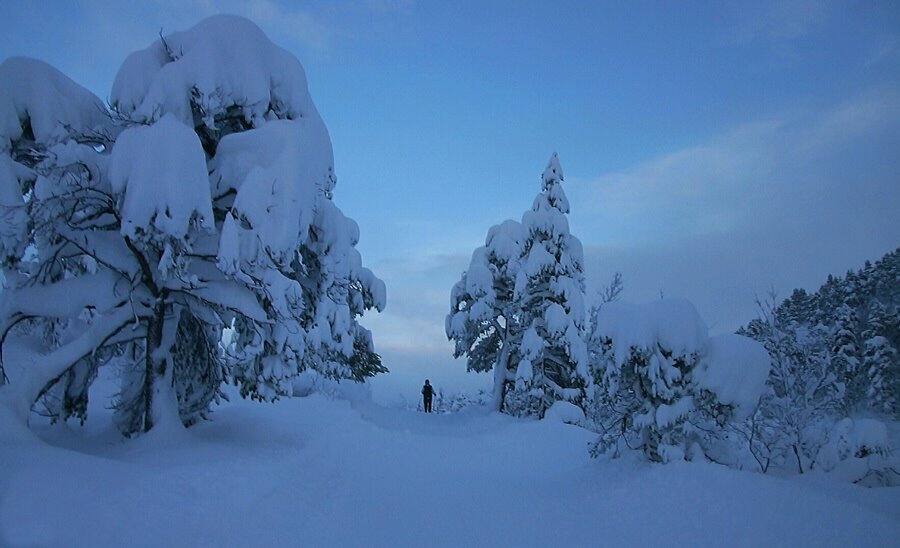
[447,154,588,416]
[865,336,897,416]
[744,247,899,418]
[505,153,589,417]
[0,16,384,435]
[738,295,841,473]
[446,219,525,410]
[831,303,862,412]
[588,299,770,463]
[864,301,898,417]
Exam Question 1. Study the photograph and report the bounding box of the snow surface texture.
[0,385,897,547]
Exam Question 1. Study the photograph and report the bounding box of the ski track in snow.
[1,391,898,547]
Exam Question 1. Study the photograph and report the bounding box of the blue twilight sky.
[3,1,899,399]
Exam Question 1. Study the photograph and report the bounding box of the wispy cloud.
[569,88,900,332]
[239,0,331,49]
[364,250,468,353]
[727,0,831,44]
[569,88,900,246]
[864,35,900,68]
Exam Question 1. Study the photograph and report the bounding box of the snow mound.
[595,299,709,362]
[817,418,898,487]
[111,15,320,129]
[544,400,585,425]
[696,333,771,415]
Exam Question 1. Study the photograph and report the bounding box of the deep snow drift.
[1,383,897,547]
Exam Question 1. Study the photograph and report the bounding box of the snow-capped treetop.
[542,152,563,189]
[109,113,214,240]
[535,152,569,214]
[111,15,320,130]
[594,299,709,364]
[516,154,581,301]
[695,333,771,416]
[0,57,109,146]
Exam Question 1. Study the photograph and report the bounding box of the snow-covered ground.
[1,381,897,547]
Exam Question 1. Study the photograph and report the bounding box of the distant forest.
[740,247,899,418]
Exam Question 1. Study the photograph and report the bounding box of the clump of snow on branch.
[0,57,108,145]
[109,113,214,240]
[212,119,329,267]
[696,333,771,416]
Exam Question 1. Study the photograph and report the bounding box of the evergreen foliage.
[740,247,899,419]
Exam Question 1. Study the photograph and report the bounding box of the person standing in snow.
[422,379,435,413]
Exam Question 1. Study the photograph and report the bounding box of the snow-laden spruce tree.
[504,153,589,417]
[0,16,384,435]
[588,299,770,463]
[447,154,588,417]
[831,303,862,413]
[446,220,525,410]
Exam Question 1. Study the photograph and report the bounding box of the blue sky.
[3,1,899,399]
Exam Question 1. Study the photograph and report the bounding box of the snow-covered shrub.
[0,16,384,436]
[816,418,899,487]
[544,400,585,426]
[737,297,843,473]
[430,389,492,414]
[588,299,769,463]
[290,369,373,403]
[447,153,589,417]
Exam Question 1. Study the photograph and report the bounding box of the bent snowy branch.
[0,303,140,422]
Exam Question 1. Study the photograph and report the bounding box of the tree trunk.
[142,297,181,433]
[492,329,512,412]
